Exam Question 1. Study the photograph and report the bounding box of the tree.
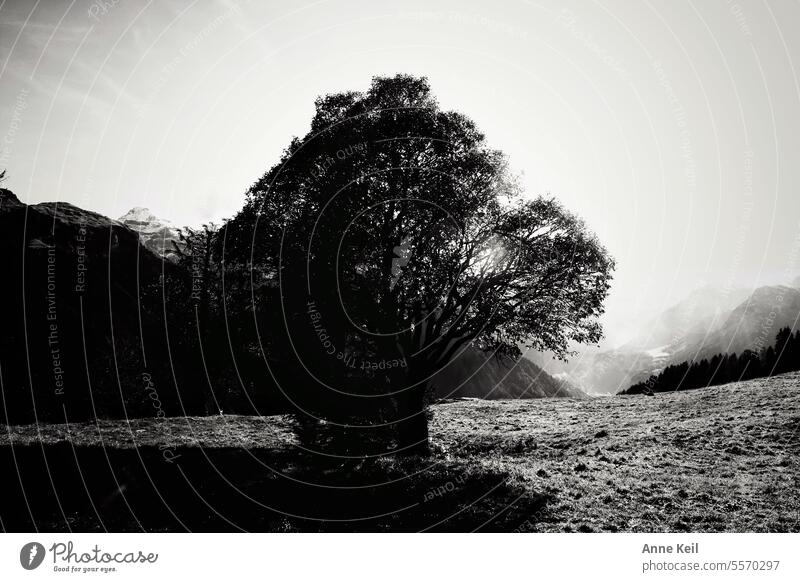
[774,327,793,373]
[223,75,614,455]
[172,224,226,413]
[739,349,761,380]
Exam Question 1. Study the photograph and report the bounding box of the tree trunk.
[395,381,431,456]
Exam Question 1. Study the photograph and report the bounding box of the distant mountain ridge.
[622,286,752,353]
[531,281,800,394]
[676,285,800,362]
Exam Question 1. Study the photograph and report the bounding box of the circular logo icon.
[20,542,46,570]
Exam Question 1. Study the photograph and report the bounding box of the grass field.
[2,372,798,532]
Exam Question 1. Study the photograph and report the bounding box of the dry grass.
[431,372,800,532]
[1,414,296,449]
[2,372,798,532]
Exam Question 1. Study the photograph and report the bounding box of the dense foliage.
[217,75,614,455]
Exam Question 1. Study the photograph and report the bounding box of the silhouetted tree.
[738,349,761,380]
[773,327,793,373]
[223,75,614,456]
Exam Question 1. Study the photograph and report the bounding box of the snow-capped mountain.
[117,207,182,260]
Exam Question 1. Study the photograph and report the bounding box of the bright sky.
[2,0,800,347]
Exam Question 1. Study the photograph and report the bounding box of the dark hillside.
[432,348,584,400]
[0,189,207,424]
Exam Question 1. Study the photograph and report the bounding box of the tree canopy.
[220,74,614,455]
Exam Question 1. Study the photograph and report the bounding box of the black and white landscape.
[0,1,799,533]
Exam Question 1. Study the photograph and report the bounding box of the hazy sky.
[2,0,799,346]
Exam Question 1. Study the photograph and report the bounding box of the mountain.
[432,347,585,400]
[670,285,800,363]
[622,286,751,353]
[531,283,800,394]
[0,187,25,212]
[117,206,182,260]
[0,190,207,424]
[527,346,657,395]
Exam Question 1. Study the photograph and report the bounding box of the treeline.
[621,327,800,395]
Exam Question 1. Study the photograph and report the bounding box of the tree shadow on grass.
[1,444,550,532]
